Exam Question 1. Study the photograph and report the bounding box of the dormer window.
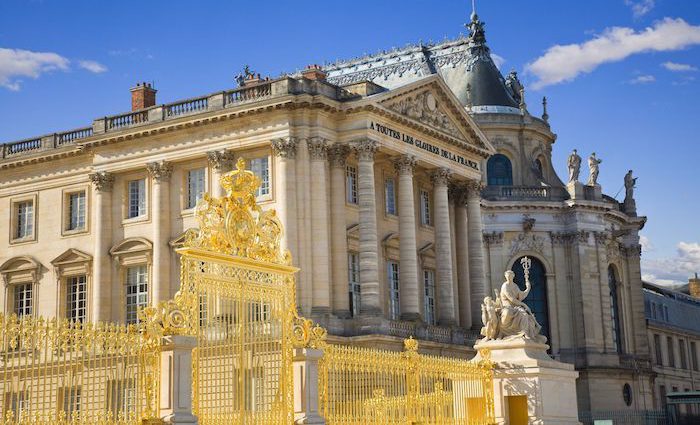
[487,154,513,186]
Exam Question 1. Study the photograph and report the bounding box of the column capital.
[353,139,378,161]
[146,160,173,182]
[328,144,351,168]
[271,137,298,159]
[307,137,329,160]
[464,179,484,197]
[449,183,469,205]
[430,168,452,187]
[89,171,114,192]
[393,154,417,175]
[207,150,234,171]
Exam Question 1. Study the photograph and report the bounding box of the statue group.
[479,257,547,344]
[567,149,602,186]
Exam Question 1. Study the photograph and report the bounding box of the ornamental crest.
[184,158,291,265]
[509,232,545,257]
[386,90,460,136]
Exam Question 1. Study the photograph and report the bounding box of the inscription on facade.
[370,122,479,170]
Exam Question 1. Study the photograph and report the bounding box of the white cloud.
[640,235,654,251]
[629,74,655,84]
[491,53,505,70]
[525,18,700,89]
[78,60,107,73]
[642,241,700,287]
[662,61,698,72]
[0,47,69,90]
[625,0,655,18]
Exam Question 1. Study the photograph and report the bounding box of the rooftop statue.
[567,149,581,184]
[624,169,637,201]
[587,152,602,186]
[479,257,547,344]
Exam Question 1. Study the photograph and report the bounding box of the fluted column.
[271,138,299,298]
[147,161,173,306]
[308,138,331,315]
[432,168,456,326]
[328,144,351,318]
[394,155,420,321]
[89,172,114,323]
[453,185,472,328]
[466,180,486,328]
[354,140,381,315]
[207,150,233,198]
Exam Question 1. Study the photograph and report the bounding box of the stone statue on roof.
[624,170,637,201]
[587,152,602,186]
[505,70,523,104]
[567,149,581,184]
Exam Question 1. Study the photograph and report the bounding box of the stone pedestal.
[160,336,198,424]
[588,183,602,200]
[566,182,584,200]
[473,338,580,425]
[293,348,326,424]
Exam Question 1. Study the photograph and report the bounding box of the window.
[5,392,28,420]
[691,341,698,371]
[512,257,550,345]
[67,275,87,323]
[423,269,436,325]
[420,190,431,226]
[385,178,396,215]
[534,157,544,178]
[249,157,270,197]
[108,380,136,416]
[125,266,148,324]
[659,385,667,409]
[127,179,146,218]
[608,266,623,353]
[387,261,400,320]
[60,387,81,418]
[487,154,513,186]
[186,168,206,209]
[651,303,657,319]
[679,339,688,369]
[654,334,663,366]
[667,336,675,367]
[14,283,32,317]
[348,253,360,317]
[67,191,86,231]
[346,166,358,204]
[14,201,34,240]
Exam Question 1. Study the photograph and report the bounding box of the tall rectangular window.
[420,190,431,226]
[385,178,396,215]
[659,385,667,408]
[128,179,146,218]
[423,269,436,325]
[61,387,81,418]
[68,192,86,231]
[125,266,148,324]
[654,334,663,366]
[346,166,358,204]
[679,339,688,369]
[14,284,32,317]
[387,261,400,320]
[667,336,676,367]
[691,341,698,371]
[67,275,87,323]
[348,253,360,317]
[249,157,270,197]
[187,169,206,209]
[15,201,34,239]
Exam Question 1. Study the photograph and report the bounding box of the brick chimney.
[302,64,327,81]
[130,82,157,111]
[689,273,700,299]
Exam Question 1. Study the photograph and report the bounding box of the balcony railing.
[482,185,569,201]
[224,82,272,105]
[57,127,93,146]
[107,110,149,130]
[166,96,208,118]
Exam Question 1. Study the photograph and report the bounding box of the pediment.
[0,256,41,274]
[110,237,153,257]
[374,75,495,154]
[51,248,92,267]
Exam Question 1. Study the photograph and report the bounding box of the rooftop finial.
[542,96,549,123]
[466,3,486,45]
[471,0,477,19]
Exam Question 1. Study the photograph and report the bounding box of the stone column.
[293,348,326,424]
[308,138,331,316]
[394,155,420,321]
[89,171,114,323]
[432,168,456,326]
[207,150,233,198]
[328,144,351,318]
[452,185,472,329]
[466,180,486,329]
[354,140,381,316]
[272,138,299,294]
[147,161,173,307]
[159,336,197,424]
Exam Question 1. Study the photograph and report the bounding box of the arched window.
[534,157,544,179]
[487,154,513,186]
[511,257,550,344]
[608,266,624,353]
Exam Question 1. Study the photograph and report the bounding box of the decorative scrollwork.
[292,313,328,349]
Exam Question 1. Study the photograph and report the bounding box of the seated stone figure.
[479,267,547,344]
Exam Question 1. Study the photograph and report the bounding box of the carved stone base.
[587,183,602,200]
[566,182,584,200]
[474,338,580,425]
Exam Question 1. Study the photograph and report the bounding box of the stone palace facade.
[1,9,691,420]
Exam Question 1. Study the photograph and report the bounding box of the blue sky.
[1,0,699,286]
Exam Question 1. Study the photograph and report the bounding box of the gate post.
[294,348,326,424]
[160,335,198,424]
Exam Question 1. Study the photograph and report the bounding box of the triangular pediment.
[373,75,495,155]
[51,249,92,266]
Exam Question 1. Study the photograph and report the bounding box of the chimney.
[130,82,157,111]
[689,273,700,299]
[302,64,327,81]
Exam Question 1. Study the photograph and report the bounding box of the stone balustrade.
[482,185,569,201]
[1,126,94,159]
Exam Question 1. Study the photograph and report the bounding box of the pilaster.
[328,144,351,318]
[465,180,486,329]
[452,185,472,329]
[147,160,173,306]
[431,168,455,326]
[394,155,420,321]
[89,171,114,323]
[272,137,299,304]
[308,137,331,316]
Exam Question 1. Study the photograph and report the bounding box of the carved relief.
[353,139,378,161]
[328,144,351,168]
[386,91,460,135]
[89,171,114,192]
[146,161,173,182]
[509,233,546,256]
[307,137,328,160]
[271,137,297,159]
[483,232,504,246]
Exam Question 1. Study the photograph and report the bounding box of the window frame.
[9,194,38,244]
[423,269,436,325]
[66,274,88,323]
[384,176,397,216]
[419,188,431,227]
[346,165,358,205]
[62,187,90,236]
[185,167,207,211]
[248,156,272,200]
[13,283,33,317]
[348,252,360,317]
[125,265,149,325]
[387,261,400,320]
[654,334,663,366]
[667,336,676,368]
